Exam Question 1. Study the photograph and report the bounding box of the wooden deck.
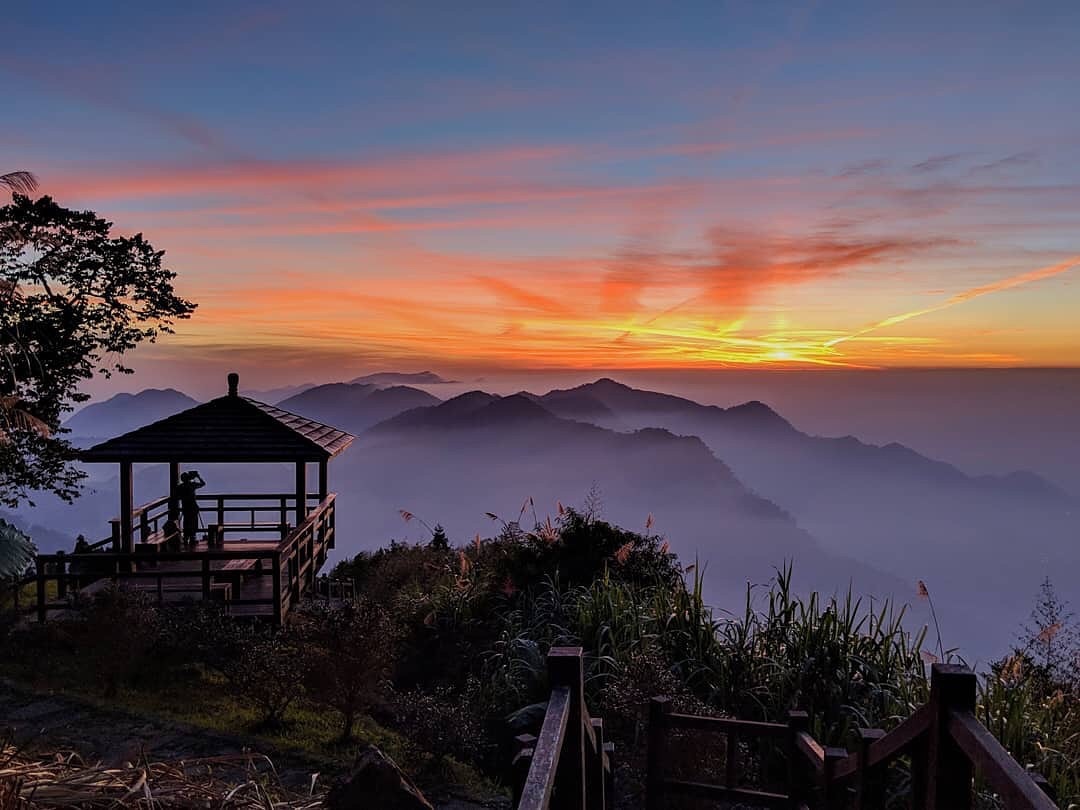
[33,493,338,623]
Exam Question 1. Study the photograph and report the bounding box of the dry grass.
[0,743,326,809]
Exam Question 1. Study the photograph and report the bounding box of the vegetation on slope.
[2,506,1077,806]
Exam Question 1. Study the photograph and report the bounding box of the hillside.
[358,393,903,606]
[546,378,1080,658]
[63,389,198,439]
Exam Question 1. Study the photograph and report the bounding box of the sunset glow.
[6,3,1080,388]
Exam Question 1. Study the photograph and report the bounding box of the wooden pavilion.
[34,373,354,623]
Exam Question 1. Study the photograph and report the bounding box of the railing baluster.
[787,710,810,809]
[823,747,848,810]
[855,728,886,809]
[646,697,672,810]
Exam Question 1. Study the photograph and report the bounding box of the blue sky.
[4,1,1080,390]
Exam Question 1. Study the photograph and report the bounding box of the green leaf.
[0,518,36,579]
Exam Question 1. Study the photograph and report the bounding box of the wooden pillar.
[119,461,134,554]
[318,459,328,502]
[168,461,181,514]
[294,461,306,526]
[646,697,672,810]
[856,728,886,809]
[787,710,811,809]
[823,747,849,810]
[925,664,976,810]
[549,647,586,810]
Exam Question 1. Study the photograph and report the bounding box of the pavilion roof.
[80,377,353,463]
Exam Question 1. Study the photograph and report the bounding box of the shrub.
[220,625,305,729]
[299,599,401,740]
[72,584,159,697]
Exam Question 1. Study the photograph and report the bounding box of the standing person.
[176,471,206,546]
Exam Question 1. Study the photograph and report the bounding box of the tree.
[0,194,195,507]
[1021,577,1078,683]
[429,523,450,550]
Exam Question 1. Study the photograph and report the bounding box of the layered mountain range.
[21,374,1078,659]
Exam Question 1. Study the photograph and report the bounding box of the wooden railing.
[102,492,324,550]
[274,493,336,623]
[646,663,1059,809]
[512,647,614,810]
[31,493,337,624]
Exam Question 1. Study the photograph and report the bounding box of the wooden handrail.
[948,710,1058,810]
[514,647,614,810]
[646,664,1059,809]
[518,686,571,810]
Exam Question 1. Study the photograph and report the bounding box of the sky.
[5,1,1080,391]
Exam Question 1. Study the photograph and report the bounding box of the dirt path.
[0,679,508,809]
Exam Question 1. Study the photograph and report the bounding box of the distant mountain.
[357,394,902,606]
[348,371,456,386]
[376,392,554,431]
[63,389,198,439]
[522,389,618,424]
[279,383,440,434]
[546,378,1080,658]
[242,382,317,404]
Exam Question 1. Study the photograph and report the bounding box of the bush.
[220,625,305,729]
[72,584,159,697]
[391,678,491,771]
[299,599,400,740]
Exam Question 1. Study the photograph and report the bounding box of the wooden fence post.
[823,746,849,810]
[55,551,67,599]
[925,664,976,810]
[646,696,672,810]
[588,718,606,810]
[786,710,810,809]
[855,728,886,810]
[548,647,586,810]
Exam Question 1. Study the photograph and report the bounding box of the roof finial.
[228,372,239,397]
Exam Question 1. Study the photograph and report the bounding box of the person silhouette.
[176,471,206,546]
[162,508,182,552]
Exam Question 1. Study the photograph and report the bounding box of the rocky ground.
[0,679,509,809]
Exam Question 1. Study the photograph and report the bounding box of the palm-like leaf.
[0,519,36,579]
[0,171,38,195]
[0,396,50,444]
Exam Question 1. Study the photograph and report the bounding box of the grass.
[0,653,501,802]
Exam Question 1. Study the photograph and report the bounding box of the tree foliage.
[0,195,195,507]
[0,518,35,579]
[301,599,400,740]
